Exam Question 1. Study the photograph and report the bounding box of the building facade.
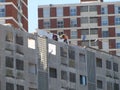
[37,36,120,90]
[0,25,37,90]
[38,1,120,56]
[0,0,28,31]
[0,24,120,90]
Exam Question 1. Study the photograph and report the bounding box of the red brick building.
[0,0,28,31]
[38,0,120,55]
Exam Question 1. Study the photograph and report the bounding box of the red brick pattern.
[64,30,70,39]
[108,4,114,14]
[109,39,116,49]
[50,7,56,17]
[63,7,70,16]
[38,8,43,17]
[50,19,57,28]
[5,1,28,31]
[109,27,115,37]
[64,18,70,27]
[108,16,114,25]
[38,20,43,29]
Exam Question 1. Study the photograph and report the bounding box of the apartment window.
[0,6,5,17]
[79,53,85,62]
[57,20,64,28]
[61,87,68,90]
[43,8,50,17]
[101,17,108,25]
[80,75,87,85]
[81,17,88,24]
[96,58,102,67]
[97,80,103,89]
[113,62,118,72]
[57,7,63,17]
[17,85,24,90]
[16,71,24,79]
[43,21,50,28]
[60,47,67,57]
[16,59,24,70]
[29,88,37,90]
[107,82,112,90]
[90,17,97,23]
[6,82,14,90]
[16,34,23,45]
[106,60,111,69]
[115,6,120,14]
[61,70,67,80]
[91,40,96,46]
[114,83,119,90]
[89,5,97,11]
[70,19,77,27]
[57,31,63,36]
[68,47,75,60]
[115,16,120,25]
[80,6,88,12]
[116,42,120,48]
[70,7,76,16]
[29,63,36,74]
[69,88,76,90]
[69,60,75,68]
[6,69,14,78]
[102,31,109,37]
[6,31,13,42]
[90,28,98,34]
[81,40,89,46]
[6,56,14,68]
[16,45,24,55]
[69,72,76,83]
[49,68,57,78]
[116,28,120,37]
[0,0,5,2]
[81,29,89,35]
[118,7,120,13]
[101,7,107,14]
[71,30,77,39]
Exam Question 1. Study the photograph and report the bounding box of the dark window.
[17,85,24,90]
[16,34,23,45]
[113,63,118,72]
[80,75,87,85]
[69,88,76,90]
[102,31,109,37]
[114,83,119,90]
[16,59,24,70]
[61,70,67,80]
[16,45,24,55]
[96,58,102,67]
[29,88,37,90]
[49,68,57,78]
[106,60,111,69]
[69,60,75,68]
[6,56,14,68]
[68,48,75,60]
[6,82,14,90]
[60,47,67,57]
[79,53,85,62]
[107,82,112,90]
[69,72,76,83]
[97,80,103,89]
